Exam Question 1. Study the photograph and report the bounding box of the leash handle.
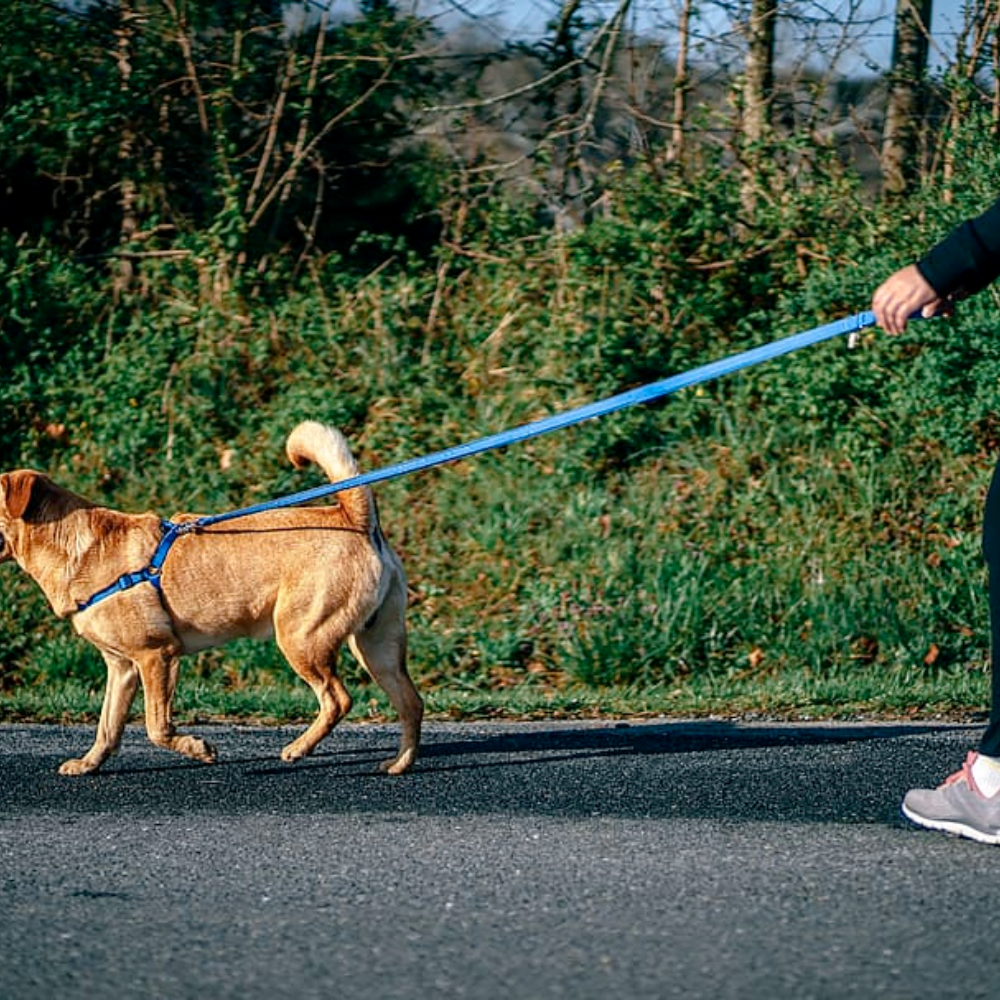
[198,310,880,528]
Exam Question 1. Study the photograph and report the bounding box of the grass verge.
[1,666,990,728]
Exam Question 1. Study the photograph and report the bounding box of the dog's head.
[0,470,84,565]
[0,471,41,563]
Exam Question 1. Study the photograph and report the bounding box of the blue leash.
[76,309,877,612]
[199,309,878,527]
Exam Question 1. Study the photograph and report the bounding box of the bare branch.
[246,58,398,232]
[420,4,627,116]
[244,48,297,218]
[161,0,209,135]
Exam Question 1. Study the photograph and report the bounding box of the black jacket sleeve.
[916,195,1000,299]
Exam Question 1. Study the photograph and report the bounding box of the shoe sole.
[901,803,1000,845]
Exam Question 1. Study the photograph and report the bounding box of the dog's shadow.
[14,720,977,826]
[414,720,930,767]
[402,719,976,826]
[250,717,955,773]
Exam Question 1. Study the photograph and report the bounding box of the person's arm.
[917,197,1000,300]
[872,196,1000,335]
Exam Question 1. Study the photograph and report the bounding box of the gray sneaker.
[902,752,1000,845]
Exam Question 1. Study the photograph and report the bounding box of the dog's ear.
[0,471,46,521]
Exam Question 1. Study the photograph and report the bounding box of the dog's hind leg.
[348,576,422,775]
[58,651,140,776]
[136,645,217,764]
[276,633,353,763]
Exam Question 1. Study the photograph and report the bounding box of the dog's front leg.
[59,651,140,776]
[137,645,217,765]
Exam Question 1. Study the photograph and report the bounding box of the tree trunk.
[740,0,777,222]
[994,29,1000,136]
[881,0,933,197]
[114,1,140,300]
[940,0,998,200]
[743,0,776,147]
[667,0,693,164]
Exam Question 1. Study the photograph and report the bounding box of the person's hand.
[871,264,945,335]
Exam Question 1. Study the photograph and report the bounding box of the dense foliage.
[2,2,999,718]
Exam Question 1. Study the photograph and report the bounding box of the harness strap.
[76,519,189,613]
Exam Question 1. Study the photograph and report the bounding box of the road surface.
[1,718,997,999]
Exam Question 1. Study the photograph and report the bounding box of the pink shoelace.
[941,752,984,795]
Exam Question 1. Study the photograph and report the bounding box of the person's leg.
[901,454,1000,842]
[978,453,1000,756]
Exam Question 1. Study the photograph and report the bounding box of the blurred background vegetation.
[2,0,999,722]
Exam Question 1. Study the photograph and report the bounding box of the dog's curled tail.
[285,421,373,533]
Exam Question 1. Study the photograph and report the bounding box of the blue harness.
[76,519,193,614]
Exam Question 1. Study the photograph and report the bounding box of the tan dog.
[0,421,422,776]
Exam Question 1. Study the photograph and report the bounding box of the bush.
[1,95,998,717]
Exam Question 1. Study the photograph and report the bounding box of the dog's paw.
[378,749,417,775]
[58,757,100,776]
[280,740,311,763]
[182,737,217,764]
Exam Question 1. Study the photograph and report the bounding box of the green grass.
[1,663,990,727]
[1,412,994,730]
[3,174,999,730]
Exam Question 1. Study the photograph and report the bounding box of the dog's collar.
[75,519,191,613]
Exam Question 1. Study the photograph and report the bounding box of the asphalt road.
[1,718,998,1000]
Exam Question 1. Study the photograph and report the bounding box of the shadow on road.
[415,719,949,767]
[1,719,980,826]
